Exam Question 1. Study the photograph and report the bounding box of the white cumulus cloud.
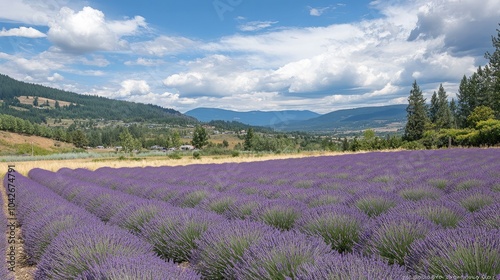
[0,27,46,38]
[47,6,147,53]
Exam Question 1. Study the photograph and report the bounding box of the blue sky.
[0,0,499,114]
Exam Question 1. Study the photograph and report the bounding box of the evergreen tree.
[403,80,428,141]
[191,125,209,149]
[435,84,452,129]
[429,91,439,123]
[55,100,60,109]
[33,96,39,106]
[449,98,458,128]
[457,75,473,127]
[485,23,500,118]
[244,128,254,150]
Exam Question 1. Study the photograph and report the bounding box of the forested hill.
[0,74,197,125]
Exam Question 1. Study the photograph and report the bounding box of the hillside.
[185,108,320,126]
[0,74,196,125]
[277,104,407,132]
[0,130,76,156]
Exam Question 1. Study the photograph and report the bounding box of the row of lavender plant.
[5,171,199,279]
[29,148,500,278]
[28,168,411,279]
[0,174,14,280]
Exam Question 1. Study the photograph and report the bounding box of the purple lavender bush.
[406,228,500,278]
[397,185,444,201]
[230,231,333,280]
[23,208,100,264]
[388,199,468,228]
[35,224,155,279]
[141,208,224,262]
[196,193,237,215]
[458,203,499,229]
[296,205,369,253]
[250,199,306,230]
[296,253,409,280]
[108,200,171,234]
[190,220,278,279]
[349,190,402,217]
[224,195,265,220]
[448,188,498,212]
[75,256,200,280]
[170,189,209,208]
[361,212,438,265]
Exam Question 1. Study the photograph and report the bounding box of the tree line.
[404,24,500,147]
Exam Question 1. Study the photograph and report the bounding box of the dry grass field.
[0,150,351,176]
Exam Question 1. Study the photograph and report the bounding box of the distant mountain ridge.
[276,104,407,132]
[187,105,407,132]
[185,108,320,126]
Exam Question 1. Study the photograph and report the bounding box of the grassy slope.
[0,131,76,156]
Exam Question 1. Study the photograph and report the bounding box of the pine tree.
[429,91,439,123]
[244,128,254,150]
[449,98,458,128]
[485,23,500,118]
[403,80,428,141]
[435,84,452,129]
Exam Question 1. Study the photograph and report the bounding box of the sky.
[0,0,499,114]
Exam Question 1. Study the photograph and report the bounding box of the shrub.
[75,256,201,280]
[305,190,351,208]
[448,188,498,212]
[23,209,99,264]
[251,199,306,230]
[458,203,499,229]
[388,199,468,228]
[35,224,155,279]
[224,196,264,220]
[168,152,182,159]
[427,178,449,190]
[398,186,443,201]
[296,205,369,253]
[231,231,332,280]
[190,220,277,279]
[406,228,500,278]
[296,253,409,280]
[350,191,401,217]
[193,151,201,159]
[197,194,237,215]
[362,213,438,265]
[141,208,224,262]
[108,201,167,234]
[171,189,209,208]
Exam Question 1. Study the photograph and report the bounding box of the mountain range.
[185,108,320,127]
[187,105,407,132]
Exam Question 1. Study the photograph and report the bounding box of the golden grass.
[0,150,360,176]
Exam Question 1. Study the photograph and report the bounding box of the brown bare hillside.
[17,96,75,108]
[0,131,75,155]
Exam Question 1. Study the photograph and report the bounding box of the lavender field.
[3,148,500,279]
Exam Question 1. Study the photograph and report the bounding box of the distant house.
[180,145,195,151]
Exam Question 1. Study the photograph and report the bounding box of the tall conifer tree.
[404,80,428,141]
